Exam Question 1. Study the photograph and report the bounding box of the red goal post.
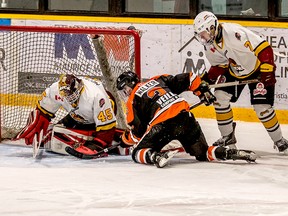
[0,25,141,140]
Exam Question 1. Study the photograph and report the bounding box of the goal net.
[0,25,141,140]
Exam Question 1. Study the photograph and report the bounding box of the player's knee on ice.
[188,129,209,161]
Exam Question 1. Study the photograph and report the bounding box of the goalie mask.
[193,11,219,46]
[58,74,84,105]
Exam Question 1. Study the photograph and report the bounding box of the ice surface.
[1,118,288,216]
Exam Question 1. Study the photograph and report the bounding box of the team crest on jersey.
[99,98,105,108]
[253,83,267,96]
[235,32,241,41]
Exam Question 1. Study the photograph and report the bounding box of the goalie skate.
[153,149,179,168]
[227,149,257,163]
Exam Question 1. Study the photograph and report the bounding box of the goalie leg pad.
[49,132,86,155]
[47,125,94,155]
[42,123,54,149]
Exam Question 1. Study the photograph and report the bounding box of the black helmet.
[116,71,140,90]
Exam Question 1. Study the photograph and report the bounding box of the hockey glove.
[120,129,138,148]
[259,63,276,87]
[207,66,228,83]
[194,81,216,106]
[94,127,116,148]
[15,108,51,145]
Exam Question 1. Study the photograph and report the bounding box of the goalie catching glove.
[15,107,53,145]
[194,81,216,106]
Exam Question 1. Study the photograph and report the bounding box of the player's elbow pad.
[257,46,275,67]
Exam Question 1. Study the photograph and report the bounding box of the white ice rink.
[1,118,288,216]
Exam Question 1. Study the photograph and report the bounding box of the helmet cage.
[59,74,83,104]
[193,11,218,46]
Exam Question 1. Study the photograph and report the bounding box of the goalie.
[15,74,130,157]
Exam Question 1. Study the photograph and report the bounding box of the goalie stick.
[65,127,126,159]
[65,143,122,160]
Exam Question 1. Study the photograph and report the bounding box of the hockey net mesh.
[0,26,141,140]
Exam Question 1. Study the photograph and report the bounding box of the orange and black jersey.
[126,73,201,138]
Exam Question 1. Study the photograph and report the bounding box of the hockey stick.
[189,79,259,110]
[32,129,44,158]
[209,79,259,89]
[189,101,204,110]
[64,127,125,159]
[65,143,122,160]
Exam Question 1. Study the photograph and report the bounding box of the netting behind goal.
[0,25,141,140]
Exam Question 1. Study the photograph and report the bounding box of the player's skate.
[274,137,288,154]
[152,149,179,168]
[213,122,237,149]
[226,148,257,162]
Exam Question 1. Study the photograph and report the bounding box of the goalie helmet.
[58,74,84,105]
[193,11,219,45]
[116,71,140,90]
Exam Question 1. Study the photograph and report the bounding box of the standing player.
[15,74,129,156]
[116,71,257,168]
[193,11,288,153]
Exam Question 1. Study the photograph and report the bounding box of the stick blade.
[65,146,85,159]
[65,146,108,160]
